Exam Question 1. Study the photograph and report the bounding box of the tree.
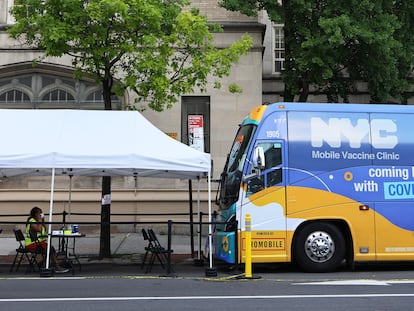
[9,0,252,257]
[220,0,414,103]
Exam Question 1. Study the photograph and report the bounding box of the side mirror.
[253,146,265,170]
[243,146,265,183]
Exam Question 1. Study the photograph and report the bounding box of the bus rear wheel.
[293,222,345,273]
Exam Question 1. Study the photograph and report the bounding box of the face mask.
[40,213,45,219]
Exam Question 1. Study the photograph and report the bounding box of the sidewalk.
[0,231,227,279]
[0,231,205,257]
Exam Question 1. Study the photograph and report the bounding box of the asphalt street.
[1,263,414,311]
[2,232,414,311]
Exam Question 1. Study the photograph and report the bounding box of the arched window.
[0,89,31,103]
[86,90,103,102]
[41,89,75,102]
[85,89,120,104]
[0,70,121,109]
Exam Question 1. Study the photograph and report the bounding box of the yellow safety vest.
[25,217,47,247]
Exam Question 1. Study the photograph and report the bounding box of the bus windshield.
[217,124,255,209]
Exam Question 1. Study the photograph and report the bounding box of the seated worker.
[25,206,69,273]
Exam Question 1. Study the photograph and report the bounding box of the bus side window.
[247,176,264,194]
[246,142,282,194]
[264,145,281,169]
[267,168,282,186]
[264,143,282,186]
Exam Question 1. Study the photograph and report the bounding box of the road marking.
[294,279,414,286]
[1,294,414,302]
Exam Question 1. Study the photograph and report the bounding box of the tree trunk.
[99,176,111,258]
[282,0,296,102]
[298,79,309,102]
[99,74,113,258]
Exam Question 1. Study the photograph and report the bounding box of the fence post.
[193,212,204,266]
[164,220,176,277]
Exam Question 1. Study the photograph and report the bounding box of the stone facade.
[3,0,411,231]
[0,0,264,230]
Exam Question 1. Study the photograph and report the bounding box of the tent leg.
[205,171,217,277]
[188,179,195,258]
[193,177,204,266]
[41,168,56,277]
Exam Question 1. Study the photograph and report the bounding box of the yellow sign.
[242,238,285,251]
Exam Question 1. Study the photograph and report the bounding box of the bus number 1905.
[266,130,280,138]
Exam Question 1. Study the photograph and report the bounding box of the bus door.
[238,140,288,263]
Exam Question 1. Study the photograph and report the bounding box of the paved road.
[1,263,414,311]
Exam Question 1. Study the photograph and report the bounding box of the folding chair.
[146,228,174,273]
[10,229,32,272]
[9,229,43,273]
[141,228,154,270]
[140,228,165,272]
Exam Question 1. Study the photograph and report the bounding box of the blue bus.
[214,102,414,272]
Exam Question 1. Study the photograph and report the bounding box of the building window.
[86,90,104,102]
[181,96,210,153]
[0,0,15,24]
[42,89,75,102]
[0,72,121,109]
[273,25,285,74]
[0,89,30,102]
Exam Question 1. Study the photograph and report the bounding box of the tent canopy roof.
[0,109,211,179]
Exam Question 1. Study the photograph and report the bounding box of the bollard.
[236,213,260,279]
[245,213,252,278]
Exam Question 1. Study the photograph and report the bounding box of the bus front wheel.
[293,222,345,273]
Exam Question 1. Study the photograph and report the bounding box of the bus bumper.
[214,231,236,264]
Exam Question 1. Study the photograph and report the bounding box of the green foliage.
[228,83,243,94]
[9,0,252,111]
[220,0,414,103]
[219,0,282,21]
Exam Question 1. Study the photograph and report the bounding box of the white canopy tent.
[0,109,213,271]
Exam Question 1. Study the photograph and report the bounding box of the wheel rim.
[304,230,335,263]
